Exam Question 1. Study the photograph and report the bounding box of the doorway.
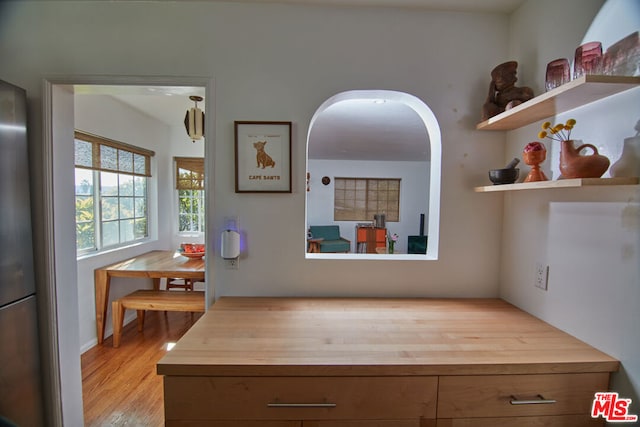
[43,76,213,425]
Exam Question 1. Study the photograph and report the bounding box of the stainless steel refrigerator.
[0,79,45,426]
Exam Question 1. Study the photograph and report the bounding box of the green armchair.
[309,225,351,253]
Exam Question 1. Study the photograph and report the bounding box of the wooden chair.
[166,278,193,291]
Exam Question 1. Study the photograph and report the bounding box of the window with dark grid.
[334,178,400,222]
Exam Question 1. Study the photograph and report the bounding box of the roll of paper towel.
[221,230,240,259]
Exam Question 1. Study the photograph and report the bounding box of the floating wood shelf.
[474,177,639,193]
[476,75,640,131]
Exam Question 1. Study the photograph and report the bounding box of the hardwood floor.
[81,310,203,426]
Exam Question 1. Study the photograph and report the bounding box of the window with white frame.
[74,131,154,255]
[175,157,205,233]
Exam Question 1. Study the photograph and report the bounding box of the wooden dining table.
[94,250,205,344]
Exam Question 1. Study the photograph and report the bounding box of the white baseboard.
[80,311,137,354]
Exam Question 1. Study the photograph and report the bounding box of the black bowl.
[489,168,519,185]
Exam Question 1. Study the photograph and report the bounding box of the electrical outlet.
[225,258,239,270]
[535,262,549,290]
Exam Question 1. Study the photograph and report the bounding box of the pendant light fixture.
[184,95,204,142]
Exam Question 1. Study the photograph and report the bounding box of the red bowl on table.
[180,243,205,259]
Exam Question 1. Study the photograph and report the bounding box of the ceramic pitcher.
[559,139,610,178]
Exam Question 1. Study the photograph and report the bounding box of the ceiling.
[76,0,526,13]
[74,85,206,126]
[74,0,525,161]
[308,99,430,162]
[217,0,525,12]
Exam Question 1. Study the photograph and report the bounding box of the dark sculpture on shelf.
[481,61,534,121]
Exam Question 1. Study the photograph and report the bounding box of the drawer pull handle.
[267,402,337,408]
[510,394,557,405]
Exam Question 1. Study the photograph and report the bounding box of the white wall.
[307,159,430,251]
[0,1,508,303]
[502,0,640,416]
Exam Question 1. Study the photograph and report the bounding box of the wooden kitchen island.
[157,298,619,426]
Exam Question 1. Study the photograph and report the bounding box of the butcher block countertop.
[157,297,618,377]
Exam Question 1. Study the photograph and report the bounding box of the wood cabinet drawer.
[166,421,301,427]
[164,376,437,421]
[304,420,427,427]
[437,373,608,418]
[436,415,603,427]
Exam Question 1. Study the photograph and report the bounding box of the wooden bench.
[112,290,205,347]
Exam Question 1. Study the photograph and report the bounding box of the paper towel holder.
[221,229,240,259]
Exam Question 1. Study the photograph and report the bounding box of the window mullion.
[200,191,205,231]
[93,169,102,250]
[191,192,196,231]
[364,179,369,217]
[117,173,121,245]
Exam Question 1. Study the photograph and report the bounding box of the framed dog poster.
[234,121,292,193]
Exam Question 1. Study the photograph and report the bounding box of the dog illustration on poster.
[253,140,276,169]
